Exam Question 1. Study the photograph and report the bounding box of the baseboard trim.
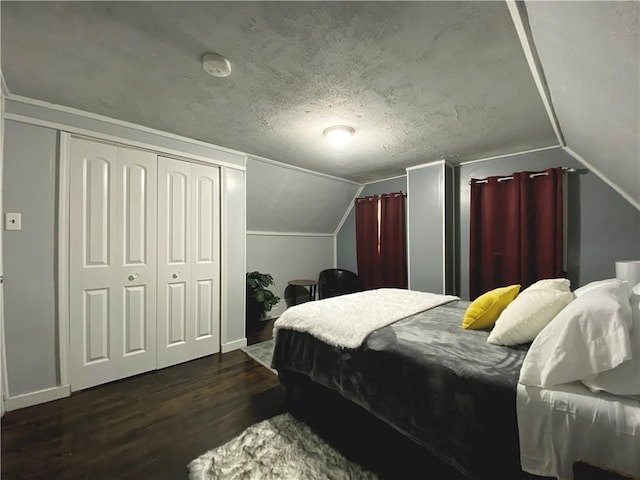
[5,385,70,411]
[221,338,247,353]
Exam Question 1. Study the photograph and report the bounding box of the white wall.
[407,162,454,294]
[1,75,6,419]
[247,234,334,318]
[221,167,247,349]
[246,156,360,234]
[3,121,58,396]
[1,5,5,449]
[245,155,360,320]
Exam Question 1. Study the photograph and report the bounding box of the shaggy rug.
[241,339,276,374]
[187,412,378,480]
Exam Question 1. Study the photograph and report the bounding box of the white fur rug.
[187,413,377,480]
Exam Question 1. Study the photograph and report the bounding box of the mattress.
[517,382,640,480]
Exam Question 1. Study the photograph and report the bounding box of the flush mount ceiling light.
[323,125,355,149]
[202,53,231,77]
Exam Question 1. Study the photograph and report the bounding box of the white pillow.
[519,288,632,388]
[487,288,574,346]
[581,284,640,396]
[524,278,571,293]
[574,278,632,327]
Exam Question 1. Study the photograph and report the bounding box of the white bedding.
[273,288,458,349]
[517,382,640,480]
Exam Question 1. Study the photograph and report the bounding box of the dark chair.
[318,268,362,299]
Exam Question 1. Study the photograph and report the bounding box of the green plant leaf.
[246,271,279,314]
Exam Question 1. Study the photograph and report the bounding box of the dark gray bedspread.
[272,300,530,479]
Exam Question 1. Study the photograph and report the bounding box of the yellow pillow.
[462,285,521,330]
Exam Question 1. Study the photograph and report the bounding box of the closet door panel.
[70,139,158,391]
[168,172,188,264]
[69,138,119,391]
[167,282,187,344]
[83,288,110,363]
[195,280,213,338]
[122,164,148,265]
[116,148,157,377]
[157,156,193,368]
[191,164,220,357]
[123,285,147,354]
[84,157,111,267]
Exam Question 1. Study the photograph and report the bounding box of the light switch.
[5,213,22,231]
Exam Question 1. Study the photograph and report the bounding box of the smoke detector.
[202,53,231,77]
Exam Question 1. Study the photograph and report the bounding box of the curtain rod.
[469,167,581,185]
[356,191,407,201]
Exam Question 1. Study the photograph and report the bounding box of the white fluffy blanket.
[273,288,459,349]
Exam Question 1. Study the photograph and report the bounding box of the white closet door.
[157,157,192,368]
[69,138,157,391]
[157,157,220,368]
[190,163,221,359]
[117,147,158,379]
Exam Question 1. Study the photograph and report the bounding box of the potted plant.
[246,271,280,325]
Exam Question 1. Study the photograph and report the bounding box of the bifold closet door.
[69,138,158,391]
[157,157,220,369]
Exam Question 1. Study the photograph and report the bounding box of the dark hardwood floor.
[1,348,285,480]
[2,319,627,480]
[1,320,282,480]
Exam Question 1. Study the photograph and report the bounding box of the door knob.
[172,271,180,279]
[128,273,139,281]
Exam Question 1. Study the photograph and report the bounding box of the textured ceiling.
[1,1,558,183]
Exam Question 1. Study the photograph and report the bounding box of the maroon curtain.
[469,167,564,299]
[355,196,380,289]
[379,193,407,288]
[355,192,407,290]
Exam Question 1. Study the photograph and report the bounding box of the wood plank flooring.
[1,349,285,480]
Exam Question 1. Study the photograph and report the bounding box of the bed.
[271,283,640,480]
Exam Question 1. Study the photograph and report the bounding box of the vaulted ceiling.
[2,1,638,206]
